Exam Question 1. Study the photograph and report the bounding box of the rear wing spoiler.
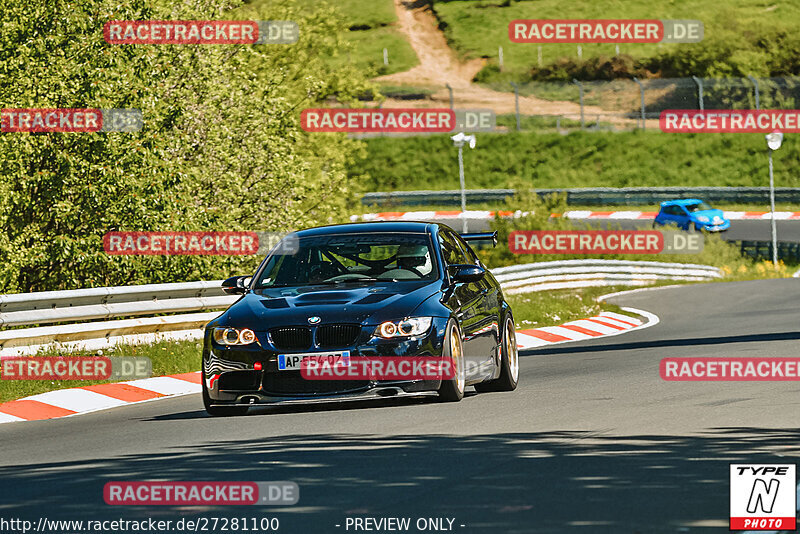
[459,231,498,247]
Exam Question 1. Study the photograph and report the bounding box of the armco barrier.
[740,240,800,263]
[0,280,233,327]
[0,281,236,356]
[0,260,721,354]
[492,259,723,294]
[363,188,800,207]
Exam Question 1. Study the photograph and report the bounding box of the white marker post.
[451,132,477,233]
[766,131,784,269]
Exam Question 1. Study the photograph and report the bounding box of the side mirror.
[449,264,485,284]
[222,275,251,295]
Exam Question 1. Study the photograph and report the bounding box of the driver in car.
[393,244,431,278]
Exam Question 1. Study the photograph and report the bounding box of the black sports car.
[202,221,519,416]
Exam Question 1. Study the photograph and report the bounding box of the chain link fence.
[375,76,800,133]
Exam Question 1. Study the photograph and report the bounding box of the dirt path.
[375,0,637,124]
[375,0,484,88]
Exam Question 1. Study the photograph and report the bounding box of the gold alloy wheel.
[505,318,519,383]
[450,324,465,394]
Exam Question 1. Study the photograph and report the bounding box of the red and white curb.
[0,309,656,424]
[559,210,800,220]
[515,309,656,349]
[0,371,200,424]
[357,210,800,221]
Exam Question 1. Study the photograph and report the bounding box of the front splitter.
[212,386,439,407]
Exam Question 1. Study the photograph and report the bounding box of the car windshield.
[685,202,713,212]
[253,233,438,288]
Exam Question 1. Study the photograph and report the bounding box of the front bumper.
[208,387,439,408]
[701,220,730,232]
[203,318,449,404]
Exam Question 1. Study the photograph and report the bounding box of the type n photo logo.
[730,464,796,530]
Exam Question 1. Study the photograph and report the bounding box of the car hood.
[212,281,443,330]
[690,209,726,221]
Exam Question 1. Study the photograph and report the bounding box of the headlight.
[696,216,710,223]
[213,327,257,346]
[374,317,433,339]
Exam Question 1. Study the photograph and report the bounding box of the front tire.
[202,370,249,416]
[438,320,465,402]
[475,315,519,392]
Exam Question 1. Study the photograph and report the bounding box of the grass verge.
[507,286,637,331]
[292,0,418,77]
[353,130,800,192]
[430,0,800,83]
[0,338,202,403]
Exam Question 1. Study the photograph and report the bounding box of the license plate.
[278,351,351,371]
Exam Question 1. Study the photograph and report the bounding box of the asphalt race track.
[2,279,800,533]
[451,216,800,243]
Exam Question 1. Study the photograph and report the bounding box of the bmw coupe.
[202,221,518,416]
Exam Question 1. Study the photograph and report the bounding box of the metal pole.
[573,79,584,128]
[691,75,704,110]
[383,48,388,66]
[615,44,620,56]
[747,75,760,110]
[633,77,645,130]
[445,83,453,110]
[510,82,520,131]
[499,46,503,71]
[577,45,582,60]
[769,148,778,268]
[458,145,467,233]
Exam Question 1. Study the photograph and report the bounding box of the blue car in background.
[654,199,731,232]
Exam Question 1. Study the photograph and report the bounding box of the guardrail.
[492,259,723,294]
[740,240,800,263]
[1,259,722,355]
[0,281,237,356]
[0,280,232,327]
[363,188,800,207]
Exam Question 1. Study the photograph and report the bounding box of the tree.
[0,0,372,292]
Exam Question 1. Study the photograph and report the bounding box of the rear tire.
[475,315,519,393]
[438,320,465,402]
[202,370,249,416]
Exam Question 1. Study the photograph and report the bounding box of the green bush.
[355,130,800,192]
